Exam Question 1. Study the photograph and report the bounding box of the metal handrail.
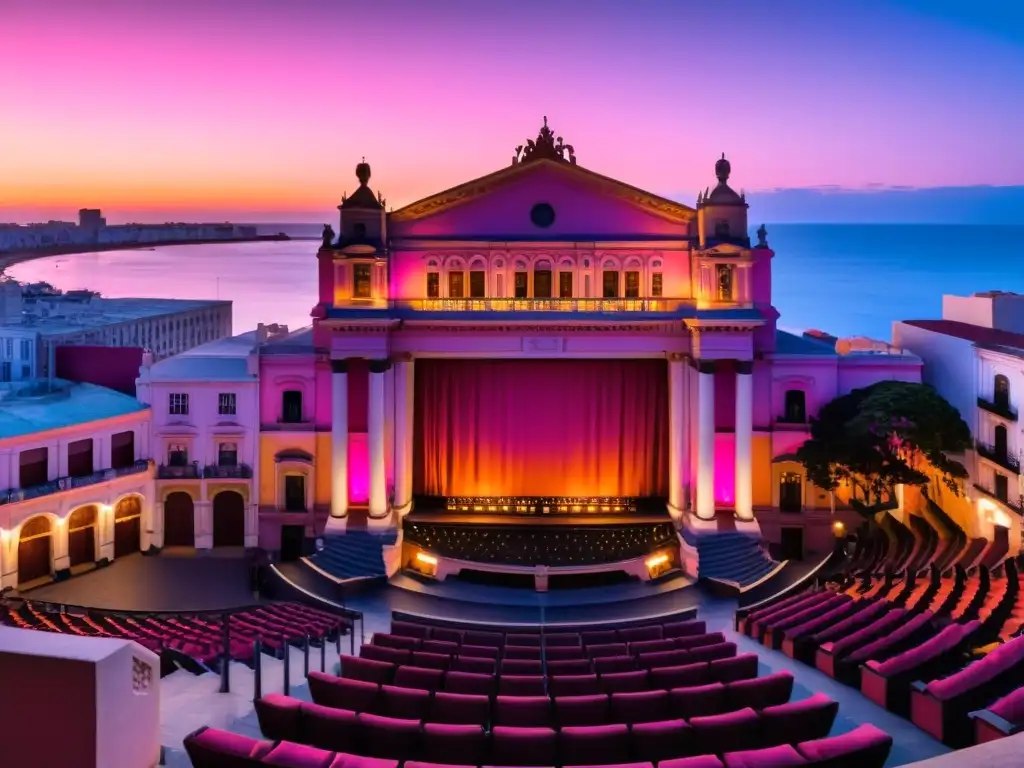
[0,459,151,505]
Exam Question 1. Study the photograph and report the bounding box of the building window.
[995,473,1009,502]
[111,431,135,469]
[0,362,9,382]
[624,271,640,298]
[353,264,372,299]
[169,393,189,415]
[4,339,11,358]
[168,444,189,467]
[995,424,1009,459]
[783,390,807,423]
[780,472,803,512]
[514,271,528,298]
[19,447,48,488]
[426,272,440,298]
[652,273,663,297]
[469,270,486,298]
[67,438,94,478]
[995,374,1011,409]
[559,271,573,299]
[284,475,306,512]
[602,270,619,298]
[218,393,237,415]
[218,442,238,466]
[281,390,303,423]
[716,264,734,301]
[448,271,465,299]
[20,365,30,379]
[19,340,30,359]
[534,268,553,298]
[714,220,731,239]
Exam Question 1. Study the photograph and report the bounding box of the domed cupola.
[341,159,384,211]
[336,159,387,249]
[696,153,749,247]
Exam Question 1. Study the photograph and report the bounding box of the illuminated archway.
[18,515,53,584]
[212,490,245,547]
[67,505,98,567]
[113,495,142,558]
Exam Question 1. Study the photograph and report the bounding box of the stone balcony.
[0,459,152,505]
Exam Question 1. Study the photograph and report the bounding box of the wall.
[57,346,143,395]
[892,322,977,433]
[836,356,921,395]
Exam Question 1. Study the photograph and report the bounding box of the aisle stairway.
[308,531,398,580]
[696,532,778,587]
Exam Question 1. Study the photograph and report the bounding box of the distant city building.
[78,209,106,230]
[0,279,231,382]
[894,291,1024,548]
[0,378,154,589]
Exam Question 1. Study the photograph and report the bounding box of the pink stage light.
[714,438,735,505]
[348,433,369,503]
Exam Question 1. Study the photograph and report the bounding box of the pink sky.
[2,0,1022,223]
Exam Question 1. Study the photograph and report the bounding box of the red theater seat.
[550,673,601,697]
[254,693,303,741]
[664,619,708,638]
[430,692,490,727]
[299,702,360,753]
[183,725,272,767]
[499,674,546,696]
[688,642,737,664]
[356,713,422,761]
[660,757,725,768]
[372,634,420,651]
[308,673,381,713]
[421,723,488,766]
[723,744,808,767]
[630,718,695,763]
[494,695,552,727]
[650,662,711,690]
[391,621,431,640]
[690,707,761,755]
[505,633,541,647]
[709,654,759,684]
[450,656,496,674]
[594,655,636,674]
[431,628,464,645]
[795,723,893,767]
[444,671,495,696]
[618,625,663,643]
[600,669,649,693]
[394,665,445,692]
[610,690,668,724]
[381,684,431,720]
[724,672,795,711]
[758,694,839,747]
[340,655,396,685]
[503,645,542,660]
[361,645,412,665]
[554,694,610,726]
[668,683,729,719]
[261,740,337,767]
[558,723,632,766]
[488,726,557,767]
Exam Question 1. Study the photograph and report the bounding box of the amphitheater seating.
[184,722,893,767]
[911,634,1024,746]
[0,599,348,672]
[970,685,1024,744]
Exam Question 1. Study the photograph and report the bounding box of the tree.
[795,380,971,517]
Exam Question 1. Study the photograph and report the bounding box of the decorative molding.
[522,337,564,354]
[399,323,687,334]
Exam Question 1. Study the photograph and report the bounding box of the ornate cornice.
[396,323,685,334]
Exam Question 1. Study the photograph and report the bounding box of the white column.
[393,355,415,513]
[368,359,389,519]
[735,361,754,521]
[330,360,349,519]
[668,355,686,514]
[696,360,716,521]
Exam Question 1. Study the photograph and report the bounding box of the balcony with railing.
[0,460,152,505]
[973,482,1024,514]
[157,463,201,480]
[978,396,1018,422]
[393,297,689,313]
[976,442,1021,475]
[203,463,253,479]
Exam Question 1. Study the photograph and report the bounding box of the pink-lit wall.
[57,345,143,395]
[837,357,923,395]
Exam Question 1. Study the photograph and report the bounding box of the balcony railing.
[203,464,253,479]
[976,442,1021,474]
[394,298,686,313]
[973,482,1024,514]
[978,396,1018,422]
[157,463,201,479]
[0,460,152,505]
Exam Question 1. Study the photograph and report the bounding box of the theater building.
[257,119,920,576]
[0,379,153,589]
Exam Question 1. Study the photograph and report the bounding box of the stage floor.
[404,511,672,526]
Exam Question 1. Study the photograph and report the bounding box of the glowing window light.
[645,554,669,568]
[415,552,438,566]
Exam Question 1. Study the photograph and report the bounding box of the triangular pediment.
[389,159,694,238]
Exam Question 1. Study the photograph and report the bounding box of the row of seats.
[341,644,741,696]
[364,633,729,674]
[386,619,706,650]
[304,669,791,726]
[252,689,841,764]
[185,722,893,768]
[0,600,347,670]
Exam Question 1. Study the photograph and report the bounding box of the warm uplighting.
[645,552,673,579]
[645,554,669,568]
[977,498,1013,529]
[832,520,845,536]
[415,552,438,566]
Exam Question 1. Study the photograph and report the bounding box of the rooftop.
[774,328,920,362]
[10,297,231,336]
[259,326,318,355]
[901,319,1024,351]
[774,329,837,356]
[147,331,258,382]
[0,379,148,439]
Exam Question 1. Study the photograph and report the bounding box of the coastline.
[0,234,316,270]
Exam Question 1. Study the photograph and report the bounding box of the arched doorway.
[113,496,142,558]
[67,505,97,567]
[163,492,195,547]
[18,516,53,584]
[780,472,803,513]
[212,490,245,547]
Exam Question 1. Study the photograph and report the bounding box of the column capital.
[368,358,392,374]
[667,353,687,363]
[736,360,754,375]
[393,352,414,364]
[691,359,717,375]
[330,359,348,374]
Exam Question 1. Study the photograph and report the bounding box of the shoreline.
[0,234,317,270]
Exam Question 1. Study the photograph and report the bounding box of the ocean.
[7,224,1024,341]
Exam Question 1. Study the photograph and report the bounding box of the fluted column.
[330,359,349,519]
[393,355,414,513]
[695,360,716,521]
[368,359,390,519]
[735,361,754,521]
[667,354,686,514]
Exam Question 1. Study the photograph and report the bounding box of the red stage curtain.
[414,359,668,497]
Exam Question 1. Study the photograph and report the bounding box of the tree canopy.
[794,380,972,516]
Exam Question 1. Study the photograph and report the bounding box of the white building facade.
[136,331,265,551]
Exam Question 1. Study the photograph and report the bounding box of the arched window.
[281,390,303,423]
[995,374,1011,409]
[534,259,552,298]
[716,264,734,301]
[783,389,806,423]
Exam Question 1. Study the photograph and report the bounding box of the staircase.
[695,532,778,587]
[308,530,398,580]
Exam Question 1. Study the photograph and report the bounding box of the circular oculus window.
[530,202,556,228]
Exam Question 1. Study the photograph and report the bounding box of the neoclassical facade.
[248,119,921,558]
[0,379,153,589]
